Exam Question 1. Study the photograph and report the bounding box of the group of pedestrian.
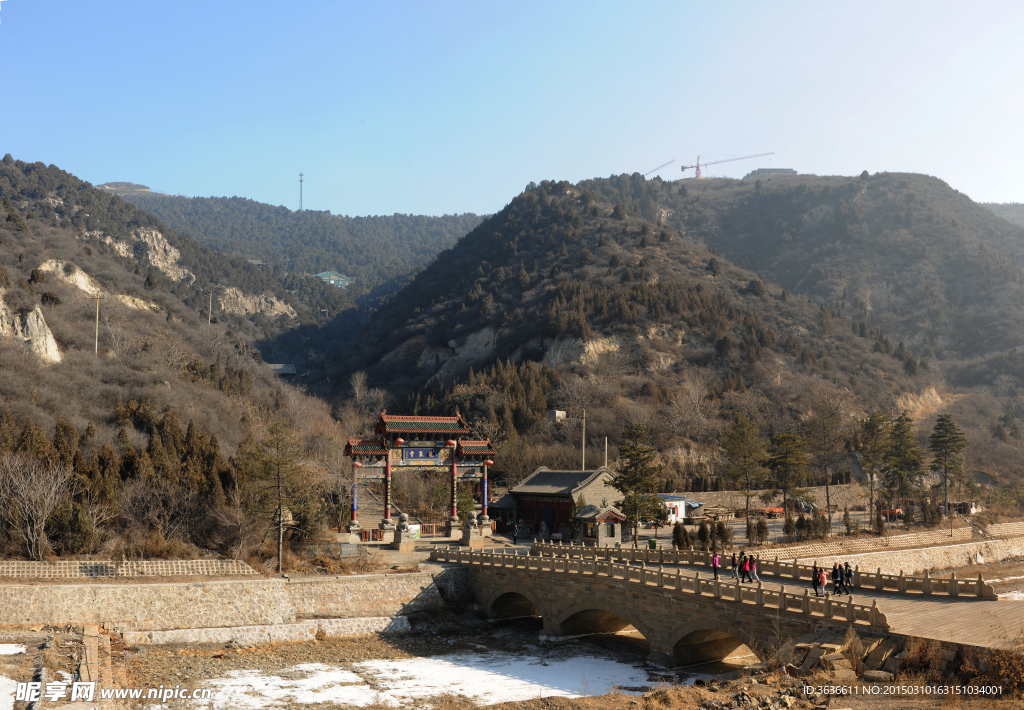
[811,561,855,596]
[710,551,759,583]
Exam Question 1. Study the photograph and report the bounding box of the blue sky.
[1,1,1022,215]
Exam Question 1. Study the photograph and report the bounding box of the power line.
[299,172,304,211]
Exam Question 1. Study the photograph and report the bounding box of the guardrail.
[430,546,889,630]
[527,541,996,599]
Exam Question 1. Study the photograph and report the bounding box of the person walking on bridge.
[831,563,843,594]
[731,552,739,580]
[812,564,821,596]
[749,556,760,583]
[844,562,854,592]
[711,551,720,580]
[741,554,753,583]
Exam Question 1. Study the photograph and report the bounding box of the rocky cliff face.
[219,287,297,319]
[80,228,195,284]
[38,259,101,295]
[0,292,62,364]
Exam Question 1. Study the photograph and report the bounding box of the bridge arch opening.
[490,591,542,619]
[557,607,650,655]
[672,628,758,667]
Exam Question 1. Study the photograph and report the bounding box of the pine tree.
[762,433,810,512]
[612,423,663,542]
[859,410,890,515]
[928,414,968,516]
[722,413,768,520]
[884,412,925,509]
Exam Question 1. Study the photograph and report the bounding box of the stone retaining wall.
[752,527,974,561]
[0,566,468,633]
[985,522,1024,538]
[791,537,1024,576]
[0,559,256,579]
[121,616,411,646]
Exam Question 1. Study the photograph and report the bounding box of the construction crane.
[643,158,676,177]
[681,152,774,179]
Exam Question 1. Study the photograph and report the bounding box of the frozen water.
[200,653,652,708]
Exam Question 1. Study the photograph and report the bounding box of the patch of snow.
[0,645,25,655]
[199,654,651,709]
[999,591,1024,601]
[0,676,16,710]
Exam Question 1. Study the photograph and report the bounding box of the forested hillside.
[0,156,351,564]
[116,191,483,307]
[326,174,1024,508]
[985,203,1024,229]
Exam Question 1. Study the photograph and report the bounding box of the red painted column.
[351,475,358,522]
[450,451,458,519]
[384,454,392,523]
[482,464,488,518]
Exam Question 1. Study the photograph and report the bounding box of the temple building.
[509,466,618,539]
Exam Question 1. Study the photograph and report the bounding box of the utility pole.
[208,287,214,326]
[277,457,283,574]
[581,409,586,471]
[299,172,304,211]
[94,292,100,356]
[605,437,608,468]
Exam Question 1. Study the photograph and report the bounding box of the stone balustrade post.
[714,578,721,598]
[923,570,931,595]
[687,549,694,564]
[876,567,883,591]
[793,559,800,580]
[780,584,786,611]
[847,596,855,622]
[735,581,741,602]
[898,570,906,593]
[950,571,958,598]
[977,573,985,598]
[695,572,701,595]
[676,568,681,591]
[804,589,811,615]
[658,565,664,587]
[756,581,764,606]
[854,564,859,588]
[870,599,879,626]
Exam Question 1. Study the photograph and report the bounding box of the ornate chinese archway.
[343,411,495,534]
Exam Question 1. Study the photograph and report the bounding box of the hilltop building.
[315,271,351,288]
[744,168,797,179]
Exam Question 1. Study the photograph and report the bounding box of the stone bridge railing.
[430,546,889,630]
[529,541,996,600]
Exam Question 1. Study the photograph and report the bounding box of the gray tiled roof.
[510,466,615,496]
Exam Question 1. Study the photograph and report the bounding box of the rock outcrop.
[422,327,498,388]
[219,287,297,319]
[0,292,61,363]
[38,259,101,295]
[80,228,196,284]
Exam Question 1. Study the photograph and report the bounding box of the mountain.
[0,155,349,561]
[984,203,1024,229]
[111,190,483,308]
[326,174,1024,490]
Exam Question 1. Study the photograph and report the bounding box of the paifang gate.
[344,411,496,534]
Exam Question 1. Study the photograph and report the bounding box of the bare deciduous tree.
[553,374,600,419]
[0,454,77,560]
[803,386,854,529]
[667,370,720,442]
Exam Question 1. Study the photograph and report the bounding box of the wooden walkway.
[661,561,1024,649]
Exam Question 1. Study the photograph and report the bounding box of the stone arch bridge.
[431,548,888,666]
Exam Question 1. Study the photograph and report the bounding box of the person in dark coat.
[812,564,821,596]
[831,563,843,594]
